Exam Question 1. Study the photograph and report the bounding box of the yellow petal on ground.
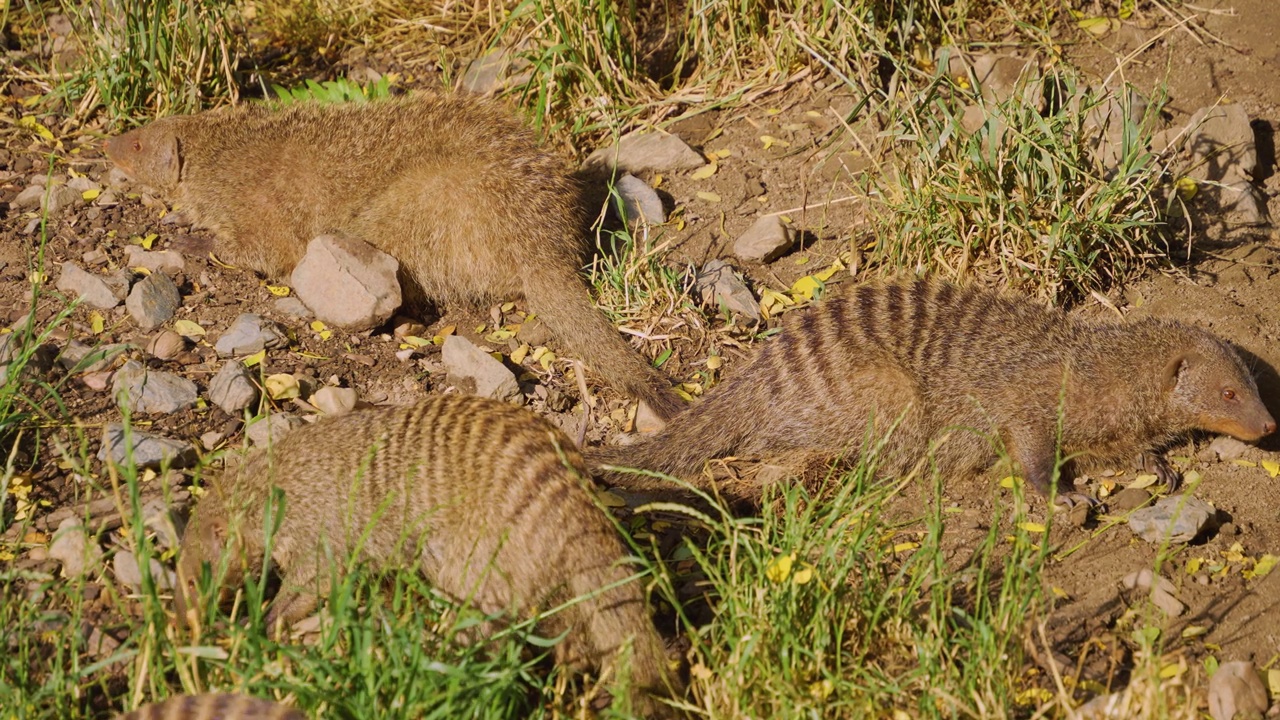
[1185,557,1203,575]
[792,566,814,586]
[765,553,794,584]
[813,259,846,282]
[892,541,920,553]
[696,191,721,203]
[242,349,266,367]
[319,330,332,340]
[690,163,717,180]
[432,325,456,345]
[1077,16,1118,36]
[758,287,794,319]
[1268,668,1280,697]
[1231,459,1257,468]
[1261,460,1279,478]
[1181,625,1209,639]
[999,475,1022,489]
[1158,661,1185,679]
[510,344,530,365]
[712,148,732,159]
[264,373,300,400]
[172,319,205,337]
[651,173,664,189]
[310,320,327,332]
[759,135,791,149]
[266,285,291,297]
[1251,554,1277,580]
[89,311,104,334]
[81,188,101,201]
[1018,522,1046,534]
[17,115,55,142]
[1129,473,1159,489]
[706,355,722,371]
[790,275,823,301]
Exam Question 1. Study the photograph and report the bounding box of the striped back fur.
[115,695,303,720]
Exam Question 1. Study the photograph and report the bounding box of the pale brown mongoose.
[103,95,683,419]
[176,395,682,717]
[115,695,303,720]
[588,279,1276,506]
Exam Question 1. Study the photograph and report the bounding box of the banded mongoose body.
[177,395,681,717]
[115,695,303,720]
[104,95,682,419]
[588,279,1276,505]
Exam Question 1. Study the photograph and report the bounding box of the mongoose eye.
[132,140,142,151]
[1222,388,1236,401]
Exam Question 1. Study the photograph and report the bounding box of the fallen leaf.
[690,163,717,180]
[1250,554,1277,580]
[89,311,104,334]
[1182,625,1209,639]
[242,349,266,367]
[760,135,791,149]
[1231,459,1257,468]
[265,373,300,400]
[892,541,919,553]
[597,490,626,508]
[790,275,824,301]
[792,566,814,585]
[169,320,204,339]
[1261,460,1279,478]
[1076,16,1118,36]
[696,191,721,203]
[1129,473,1159,489]
[1017,522,1047,534]
[510,344,530,364]
[17,115,55,142]
[999,476,1022,489]
[81,188,101,201]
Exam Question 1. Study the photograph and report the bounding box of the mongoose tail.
[528,268,685,421]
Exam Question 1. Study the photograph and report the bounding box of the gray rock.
[246,412,303,447]
[58,340,128,374]
[733,215,797,262]
[98,423,197,469]
[215,314,287,357]
[112,550,173,592]
[111,360,198,414]
[1208,660,1268,720]
[586,131,706,175]
[1185,104,1268,227]
[56,262,121,310]
[273,296,313,321]
[66,176,99,195]
[15,183,79,215]
[48,518,103,579]
[311,386,357,416]
[1110,486,1152,512]
[615,174,665,225]
[1128,494,1214,544]
[460,48,528,94]
[695,259,761,323]
[1120,568,1185,617]
[125,272,182,331]
[442,334,520,402]
[124,246,185,274]
[207,361,259,413]
[1189,104,1257,179]
[1209,435,1250,461]
[291,234,402,331]
[144,330,186,360]
[971,53,1040,105]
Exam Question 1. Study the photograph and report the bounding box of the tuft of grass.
[857,69,1170,302]
[667,448,1054,717]
[57,0,241,123]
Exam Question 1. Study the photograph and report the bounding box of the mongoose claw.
[1054,491,1101,510]
[1136,452,1181,492]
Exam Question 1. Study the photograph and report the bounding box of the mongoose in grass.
[176,395,682,717]
[588,279,1276,505]
[115,695,303,720]
[104,95,683,419]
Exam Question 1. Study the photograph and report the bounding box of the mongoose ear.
[1161,353,1196,392]
[156,131,182,186]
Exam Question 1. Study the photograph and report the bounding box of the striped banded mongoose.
[115,694,303,720]
[177,395,682,717]
[103,95,683,419]
[588,279,1276,506]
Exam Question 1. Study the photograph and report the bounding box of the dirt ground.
[1,0,1279,710]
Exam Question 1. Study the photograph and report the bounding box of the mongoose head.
[1163,328,1276,442]
[174,482,245,637]
[104,120,182,193]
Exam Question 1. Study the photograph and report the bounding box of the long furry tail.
[584,382,751,494]
[527,269,685,420]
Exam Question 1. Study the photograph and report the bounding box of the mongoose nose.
[1263,419,1277,436]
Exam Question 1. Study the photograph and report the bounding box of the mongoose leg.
[1008,431,1098,508]
[262,562,325,636]
[1136,452,1181,492]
